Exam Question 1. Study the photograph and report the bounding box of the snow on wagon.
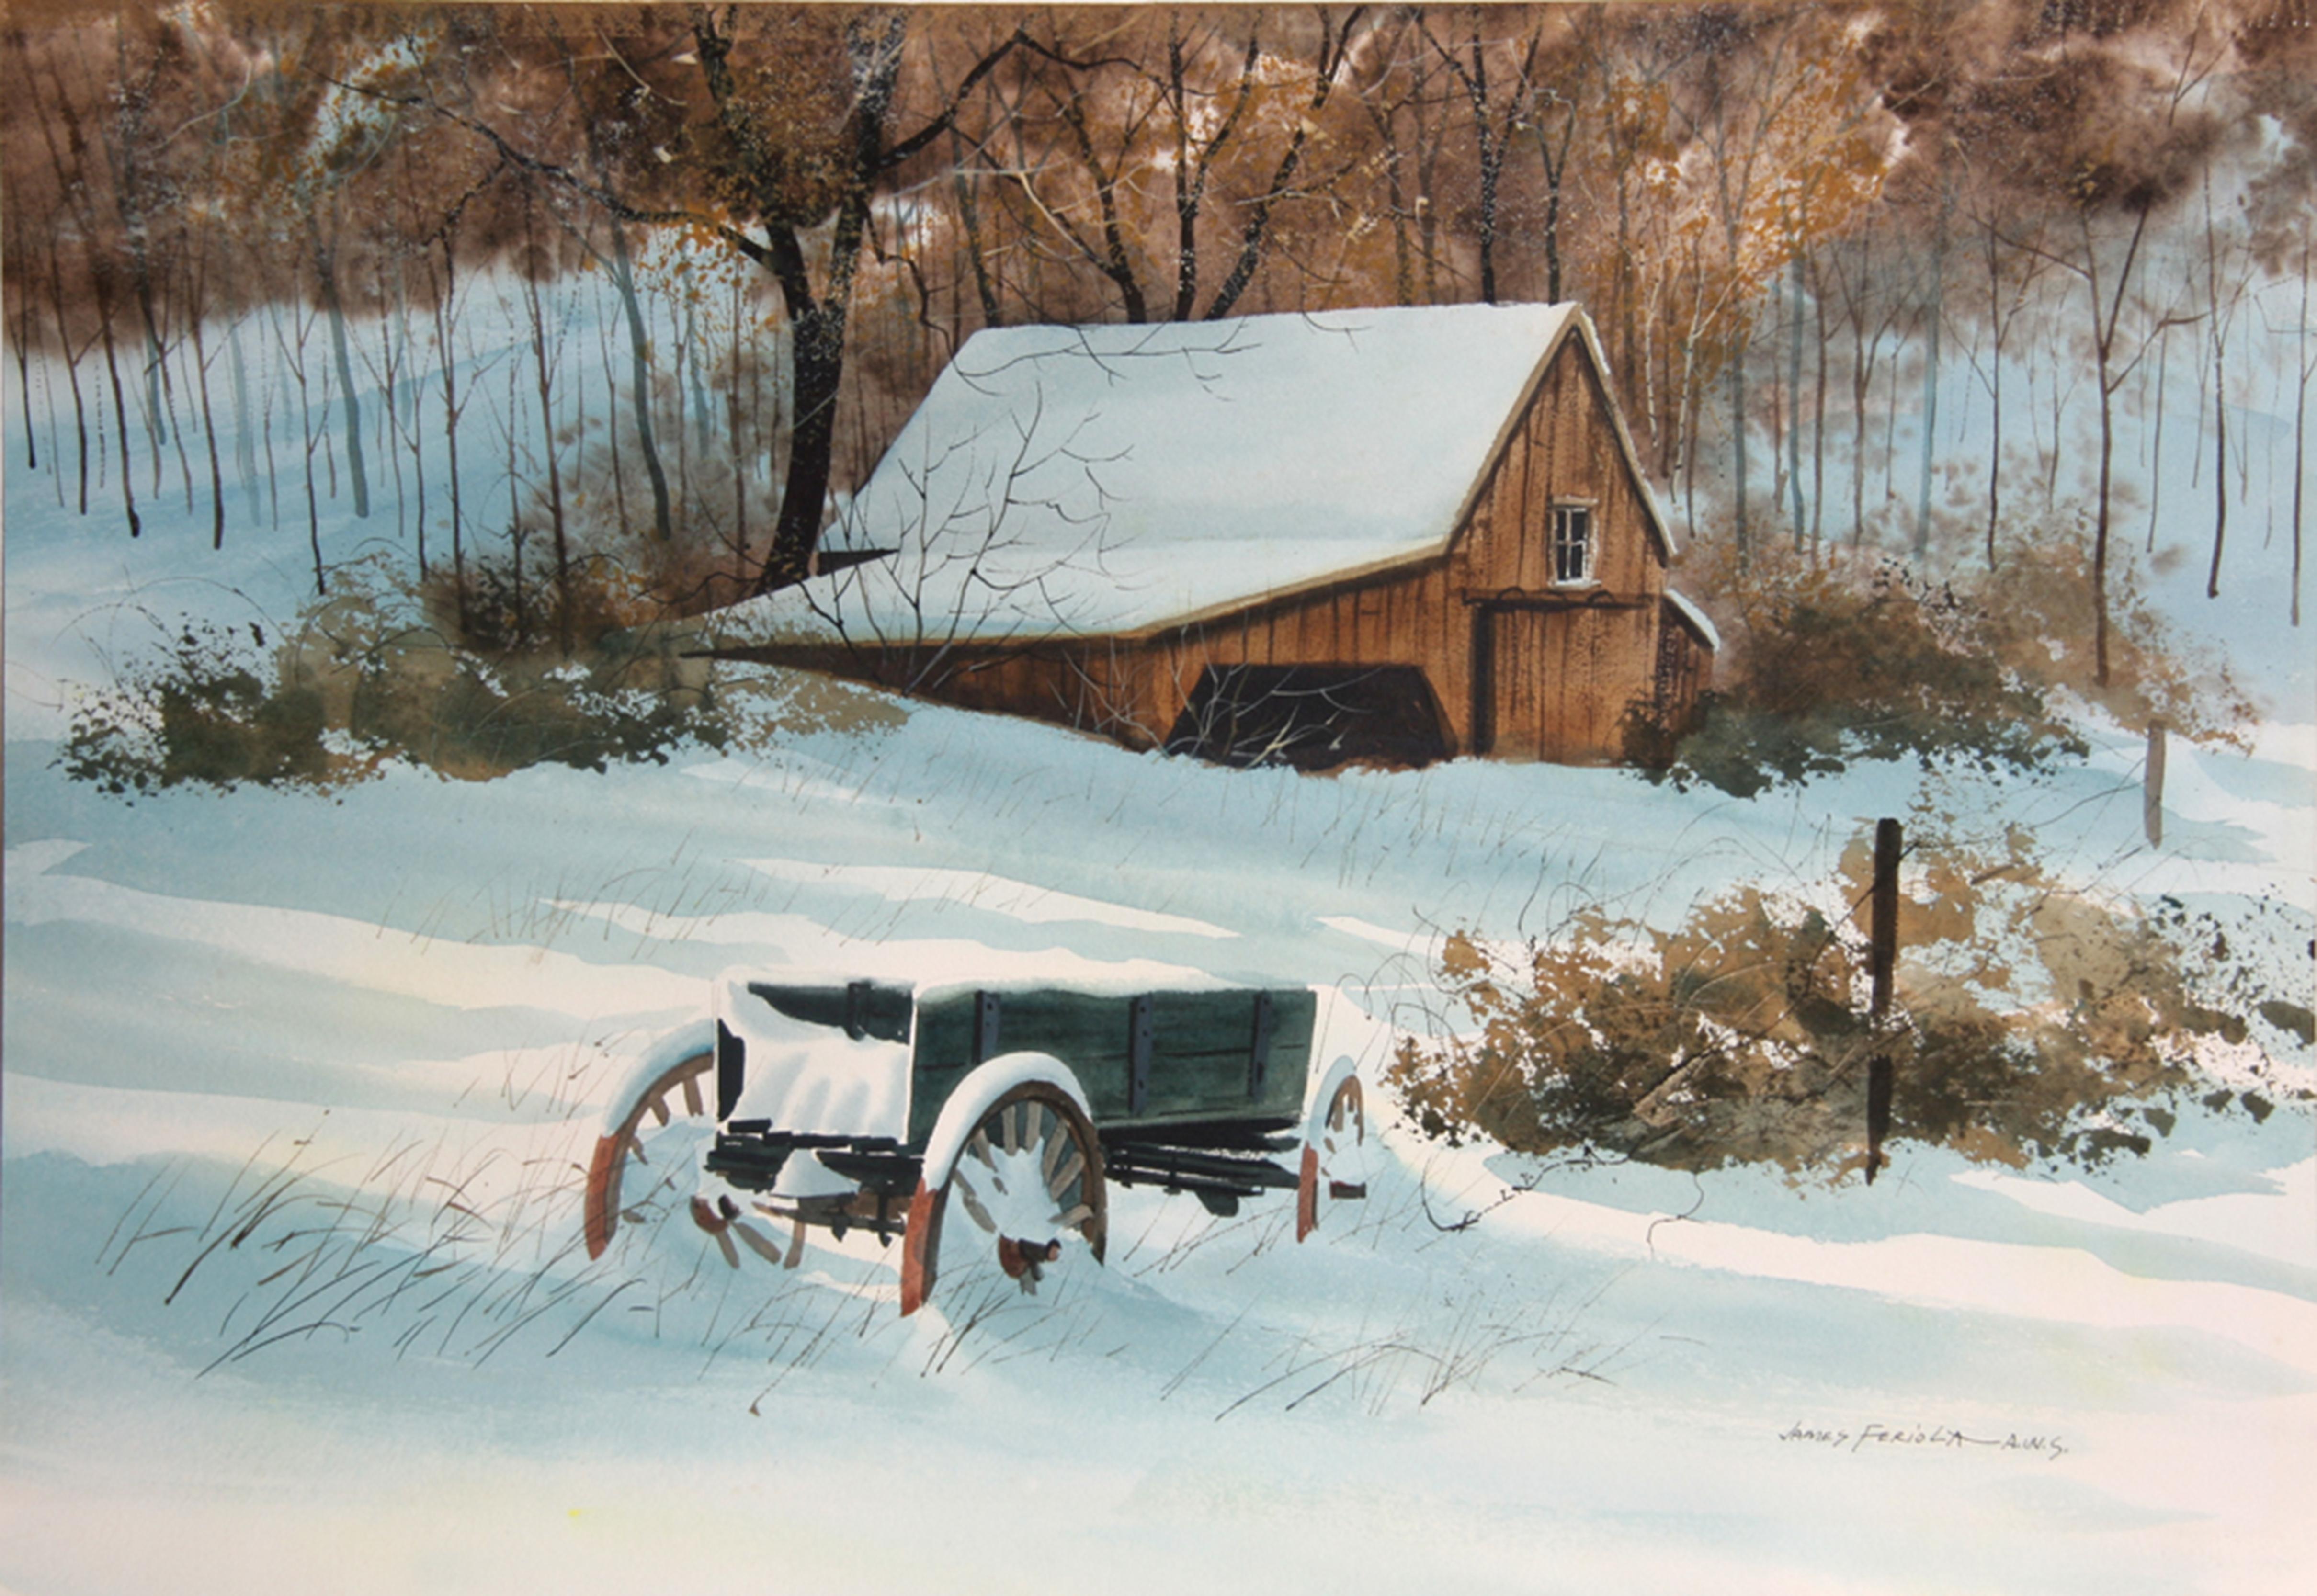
[585,973,1369,1313]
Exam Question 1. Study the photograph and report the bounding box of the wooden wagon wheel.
[900,1080,1107,1315]
[584,1047,716,1259]
[1296,1069,1367,1242]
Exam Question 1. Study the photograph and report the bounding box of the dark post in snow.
[2144,721,2168,849]
[1865,817,1901,1186]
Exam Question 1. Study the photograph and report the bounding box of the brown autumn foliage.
[1389,827,2287,1178]
[4,1,2308,681]
[6,3,2296,477]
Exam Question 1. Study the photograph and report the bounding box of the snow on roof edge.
[1665,588,1721,651]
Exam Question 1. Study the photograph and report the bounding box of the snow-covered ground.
[4,291,2315,1594]
[5,699,2312,1592]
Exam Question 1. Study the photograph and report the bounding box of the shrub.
[60,621,357,796]
[1388,830,2293,1178]
[57,557,892,797]
[1650,533,2254,795]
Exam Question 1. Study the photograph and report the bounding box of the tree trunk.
[597,286,628,536]
[313,213,371,520]
[229,316,258,515]
[189,308,225,549]
[2143,722,2167,848]
[46,260,89,516]
[434,238,469,637]
[522,253,572,657]
[1850,310,1871,547]
[607,216,673,541]
[1986,335,2004,571]
[287,310,324,595]
[1467,37,1501,306]
[755,292,845,593]
[2293,239,2308,629]
[507,358,526,645]
[729,269,749,564]
[2206,322,2227,599]
[1864,816,1901,1186]
[1728,340,1750,571]
[2203,183,2230,600]
[2145,327,2168,552]
[2094,366,2114,688]
[1788,249,1806,548]
[12,293,34,472]
[1913,210,1945,561]
[91,268,140,538]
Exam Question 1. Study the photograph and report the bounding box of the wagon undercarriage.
[698,1118,1315,1236]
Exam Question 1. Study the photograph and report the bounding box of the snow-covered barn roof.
[716,302,1672,648]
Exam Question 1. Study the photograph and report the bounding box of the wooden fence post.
[1865,817,1901,1185]
[2144,721,2168,848]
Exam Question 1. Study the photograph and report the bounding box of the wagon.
[583,972,1368,1313]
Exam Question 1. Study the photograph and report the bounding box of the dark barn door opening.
[1165,664,1451,771]
[1474,606,1553,761]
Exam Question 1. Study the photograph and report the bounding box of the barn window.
[1551,502,1595,586]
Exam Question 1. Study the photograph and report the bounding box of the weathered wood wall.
[1654,604,1715,734]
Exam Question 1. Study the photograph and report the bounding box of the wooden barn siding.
[1556,605,1659,759]
[1448,341,1669,760]
[931,643,1138,736]
[1100,559,1466,748]
[1654,610,1714,732]
[1450,344,1668,600]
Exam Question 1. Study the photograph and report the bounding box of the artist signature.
[1779,1420,2068,1461]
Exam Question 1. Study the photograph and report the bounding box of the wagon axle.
[996,1234,1063,1287]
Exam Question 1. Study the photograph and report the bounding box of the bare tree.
[1422,9,1540,306]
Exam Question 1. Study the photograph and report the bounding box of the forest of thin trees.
[3,1,2311,666]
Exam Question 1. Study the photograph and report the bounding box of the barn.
[708,301,1716,768]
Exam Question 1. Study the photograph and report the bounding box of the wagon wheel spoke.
[583,1046,716,1261]
[952,1169,999,1234]
[732,1219,785,1267]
